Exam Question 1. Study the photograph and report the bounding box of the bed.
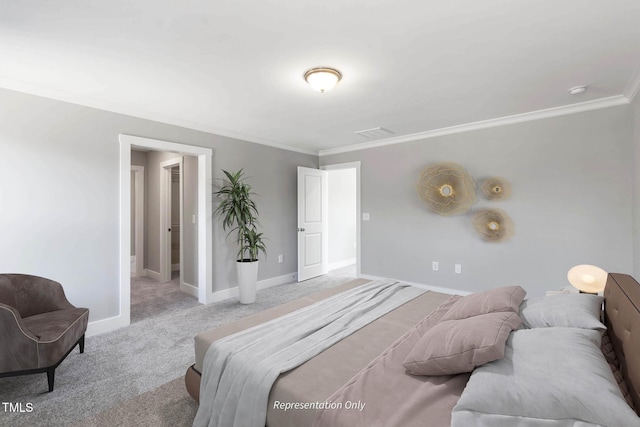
[185,273,640,426]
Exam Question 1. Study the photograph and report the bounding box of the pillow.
[441,286,526,321]
[519,293,605,330]
[451,328,640,427]
[403,311,522,376]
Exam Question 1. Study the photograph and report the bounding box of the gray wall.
[131,150,147,265]
[143,152,197,285]
[0,87,317,324]
[183,155,199,286]
[633,94,640,276]
[131,171,136,255]
[131,150,147,167]
[321,106,634,297]
[212,142,317,289]
[328,169,357,265]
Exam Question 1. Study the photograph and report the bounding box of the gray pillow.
[519,293,605,330]
[441,286,526,321]
[403,311,522,376]
[451,328,640,427]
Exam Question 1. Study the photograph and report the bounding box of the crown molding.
[318,95,629,157]
[623,65,640,102]
[1,77,633,159]
[0,78,317,156]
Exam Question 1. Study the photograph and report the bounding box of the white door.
[297,167,329,281]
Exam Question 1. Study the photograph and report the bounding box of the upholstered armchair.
[0,274,89,392]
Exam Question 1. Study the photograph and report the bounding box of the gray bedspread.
[192,279,425,427]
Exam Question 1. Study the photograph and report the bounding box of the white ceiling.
[1,0,639,155]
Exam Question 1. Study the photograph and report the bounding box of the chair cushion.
[23,308,89,341]
[22,307,89,368]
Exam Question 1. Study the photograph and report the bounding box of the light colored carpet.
[0,265,357,427]
[130,271,199,324]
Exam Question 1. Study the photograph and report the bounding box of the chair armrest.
[0,303,39,341]
[0,303,41,373]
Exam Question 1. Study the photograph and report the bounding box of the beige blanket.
[194,280,427,427]
[312,295,470,427]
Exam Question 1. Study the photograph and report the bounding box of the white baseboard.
[328,258,356,271]
[86,315,129,337]
[172,263,180,272]
[180,281,198,297]
[209,272,298,303]
[88,271,298,335]
[144,269,161,281]
[359,274,472,296]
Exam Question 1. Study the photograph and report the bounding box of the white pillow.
[519,293,605,330]
[452,328,640,427]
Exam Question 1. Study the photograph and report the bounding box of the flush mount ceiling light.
[304,67,342,93]
[569,85,587,95]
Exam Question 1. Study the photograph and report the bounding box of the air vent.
[354,127,395,139]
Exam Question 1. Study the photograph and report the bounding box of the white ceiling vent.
[354,127,395,139]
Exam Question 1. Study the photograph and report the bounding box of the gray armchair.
[0,274,89,392]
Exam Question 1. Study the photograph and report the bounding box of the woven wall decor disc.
[480,176,511,200]
[416,162,476,216]
[471,208,515,242]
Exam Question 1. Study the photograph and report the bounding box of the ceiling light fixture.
[569,85,587,95]
[304,67,342,93]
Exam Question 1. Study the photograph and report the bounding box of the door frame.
[321,161,361,277]
[131,165,145,277]
[160,157,183,283]
[119,134,214,330]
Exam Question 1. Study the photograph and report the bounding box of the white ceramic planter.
[236,260,259,304]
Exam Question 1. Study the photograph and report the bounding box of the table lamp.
[567,264,607,294]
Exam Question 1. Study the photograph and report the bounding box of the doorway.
[326,167,357,273]
[323,162,360,277]
[296,162,361,282]
[117,134,214,332]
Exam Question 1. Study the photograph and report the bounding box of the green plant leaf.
[214,169,267,261]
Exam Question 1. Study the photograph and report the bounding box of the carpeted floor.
[130,271,200,324]
[70,378,197,427]
[0,265,356,427]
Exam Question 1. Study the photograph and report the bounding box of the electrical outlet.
[278,254,284,263]
[363,213,370,221]
[432,261,439,271]
[455,264,462,274]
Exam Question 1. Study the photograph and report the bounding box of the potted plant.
[214,169,267,304]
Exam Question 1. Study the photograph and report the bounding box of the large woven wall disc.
[480,176,511,200]
[471,208,515,242]
[416,162,476,216]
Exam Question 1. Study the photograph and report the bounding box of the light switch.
[363,213,370,221]
[192,214,196,224]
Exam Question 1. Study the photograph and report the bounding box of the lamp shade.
[567,264,607,293]
[304,67,342,93]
